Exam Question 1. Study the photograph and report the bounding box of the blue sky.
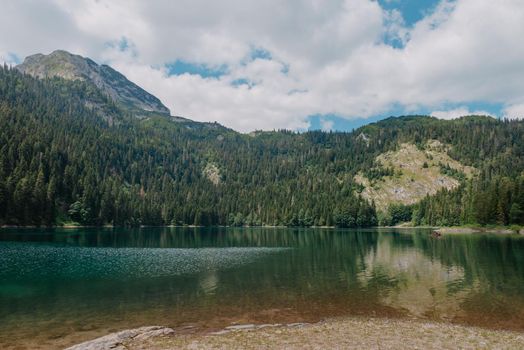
[1,0,522,132]
[166,47,273,78]
[378,0,441,26]
[167,61,228,78]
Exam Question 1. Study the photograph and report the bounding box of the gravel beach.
[68,317,524,350]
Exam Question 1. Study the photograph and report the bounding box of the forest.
[0,65,523,227]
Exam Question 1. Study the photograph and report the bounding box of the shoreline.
[0,224,524,233]
[66,317,524,350]
[2,224,523,236]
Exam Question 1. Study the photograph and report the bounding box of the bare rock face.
[16,50,170,117]
[355,140,477,212]
[65,326,174,350]
[203,163,221,185]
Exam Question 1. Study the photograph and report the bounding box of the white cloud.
[431,107,492,120]
[320,118,335,131]
[503,104,524,120]
[1,0,524,131]
[0,51,18,66]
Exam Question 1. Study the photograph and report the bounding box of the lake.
[0,227,523,349]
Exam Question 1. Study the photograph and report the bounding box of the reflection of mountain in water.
[358,233,474,320]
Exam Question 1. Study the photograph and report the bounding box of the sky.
[1,0,523,132]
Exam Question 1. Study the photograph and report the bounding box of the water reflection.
[0,227,523,349]
[199,270,219,295]
[358,233,470,319]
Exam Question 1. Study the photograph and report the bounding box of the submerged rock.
[65,326,174,350]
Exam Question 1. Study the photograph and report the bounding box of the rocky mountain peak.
[16,50,170,116]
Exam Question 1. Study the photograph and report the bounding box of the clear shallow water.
[0,227,523,349]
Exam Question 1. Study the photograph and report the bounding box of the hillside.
[0,65,376,227]
[1,53,524,228]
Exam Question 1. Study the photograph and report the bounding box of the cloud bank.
[1,0,523,131]
[430,107,491,120]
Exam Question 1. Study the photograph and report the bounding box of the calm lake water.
[0,227,523,349]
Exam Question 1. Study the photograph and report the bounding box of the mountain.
[16,50,170,117]
[1,55,523,228]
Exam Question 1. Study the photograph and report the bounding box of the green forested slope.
[0,65,523,227]
[359,116,524,226]
[0,66,376,226]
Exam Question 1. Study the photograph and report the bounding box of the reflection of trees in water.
[420,234,524,295]
[3,227,524,330]
[4,226,381,249]
[382,231,524,328]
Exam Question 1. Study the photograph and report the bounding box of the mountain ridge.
[16,50,171,117]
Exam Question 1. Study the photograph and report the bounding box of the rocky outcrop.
[355,141,476,212]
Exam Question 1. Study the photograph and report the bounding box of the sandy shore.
[67,317,524,350]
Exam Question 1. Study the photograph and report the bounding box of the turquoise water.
[0,227,523,349]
